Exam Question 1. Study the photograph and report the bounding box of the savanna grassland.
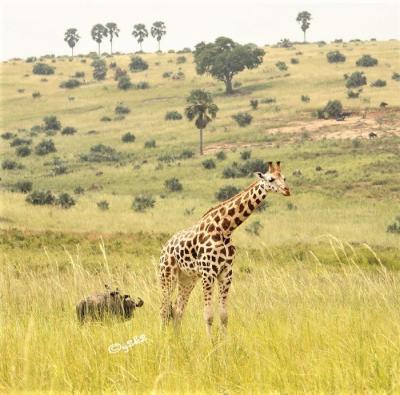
[1,39,400,393]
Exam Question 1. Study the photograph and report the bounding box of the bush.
[144,139,156,148]
[132,194,155,212]
[74,71,85,78]
[43,115,61,131]
[387,216,400,234]
[2,159,20,170]
[32,91,41,98]
[165,111,183,120]
[216,151,226,161]
[117,76,133,90]
[74,186,85,194]
[392,72,400,82]
[13,180,33,193]
[10,137,31,147]
[61,126,77,135]
[178,149,194,159]
[317,100,343,119]
[114,67,127,81]
[202,159,216,169]
[80,144,121,162]
[277,38,292,48]
[240,150,251,160]
[16,146,32,157]
[275,61,288,71]
[261,97,276,104]
[121,132,136,143]
[129,56,148,72]
[100,116,112,122]
[26,190,57,205]
[60,79,81,89]
[109,61,117,69]
[346,72,367,88]
[356,54,378,67]
[97,200,109,210]
[158,154,175,163]
[176,56,187,64]
[136,81,150,89]
[232,112,252,127]
[371,79,386,87]
[290,58,299,64]
[1,132,16,140]
[347,89,362,98]
[26,56,37,63]
[32,63,55,75]
[35,139,56,155]
[326,51,346,63]
[165,177,183,192]
[250,99,258,110]
[163,71,173,78]
[215,185,240,201]
[91,59,107,80]
[223,159,267,178]
[57,193,75,208]
[115,104,130,114]
[301,95,310,103]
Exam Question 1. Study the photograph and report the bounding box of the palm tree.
[64,28,80,57]
[132,24,148,52]
[151,21,166,52]
[185,90,219,155]
[105,22,120,55]
[296,11,312,43]
[91,24,108,56]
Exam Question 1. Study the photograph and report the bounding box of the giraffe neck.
[202,181,267,235]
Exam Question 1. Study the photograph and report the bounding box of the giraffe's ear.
[268,161,274,173]
[254,172,265,180]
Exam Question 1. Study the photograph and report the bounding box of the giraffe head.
[255,161,291,196]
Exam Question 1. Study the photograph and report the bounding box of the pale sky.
[1,0,399,60]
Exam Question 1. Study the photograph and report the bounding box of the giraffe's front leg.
[201,269,216,336]
[217,266,233,335]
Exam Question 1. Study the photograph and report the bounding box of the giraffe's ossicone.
[159,161,291,335]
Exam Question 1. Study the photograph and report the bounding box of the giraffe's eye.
[267,176,275,182]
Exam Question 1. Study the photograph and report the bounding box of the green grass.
[1,40,400,392]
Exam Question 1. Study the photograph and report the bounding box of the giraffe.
[159,161,290,335]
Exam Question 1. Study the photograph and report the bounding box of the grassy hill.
[1,39,400,393]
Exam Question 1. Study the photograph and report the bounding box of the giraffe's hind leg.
[160,254,178,327]
[217,266,233,335]
[173,272,198,327]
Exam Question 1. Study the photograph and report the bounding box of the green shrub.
[57,193,75,208]
[100,116,112,122]
[2,159,21,170]
[26,190,56,205]
[32,91,41,98]
[158,154,175,163]
[165,177,183,192]
[301,95,310,103]
[61,126,77,135]
[240,150,251,160]
[136,81,150,89]
[250,99,258,110]
[1,132,16,140]
[261,97,276,104]
[356,54,378,67]
[115,104,130,114]
[26,56,37,63]
[371,79,386,87]
[165,111,183,120]
[80,144,122,162]
[32,63,55,75]
[392,72,400,82]
[215,185,240,201]
[346,71,367,88]
[91,59,107,80]
[178,149,194,159]
[316,100,343,119]
[10,137,31,147]
[121,132,136,143]
[97,200,109,210]
[326,51,346,63]
[129,56,148,72]
[43,115,61,131]
[117,75,133,90]
[275,61,288,71]
[74,186,85,194]
[114,67,127,81]
[60,79,81,89]
[216,151,226,161]
[386,216,400,234]
[132,194,155,212]
[144,139,156,148]
[202,158,216,169]
[16,146,32,157]
[74,71,85,78]
[13,180,33,193]
[290,58,299,64]
[163,71,173,78]
[347,89,362,98]
[34,139,56,155]
[232,112,252,127]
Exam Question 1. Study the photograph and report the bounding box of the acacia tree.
[185,89,219,155]
[151,21,166,52]
[296,11,312,43]
[64,28,80,57]
[132,24,148,51]
[106,22,120,55]
[91,24,108,56]
[194,37,265,94]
